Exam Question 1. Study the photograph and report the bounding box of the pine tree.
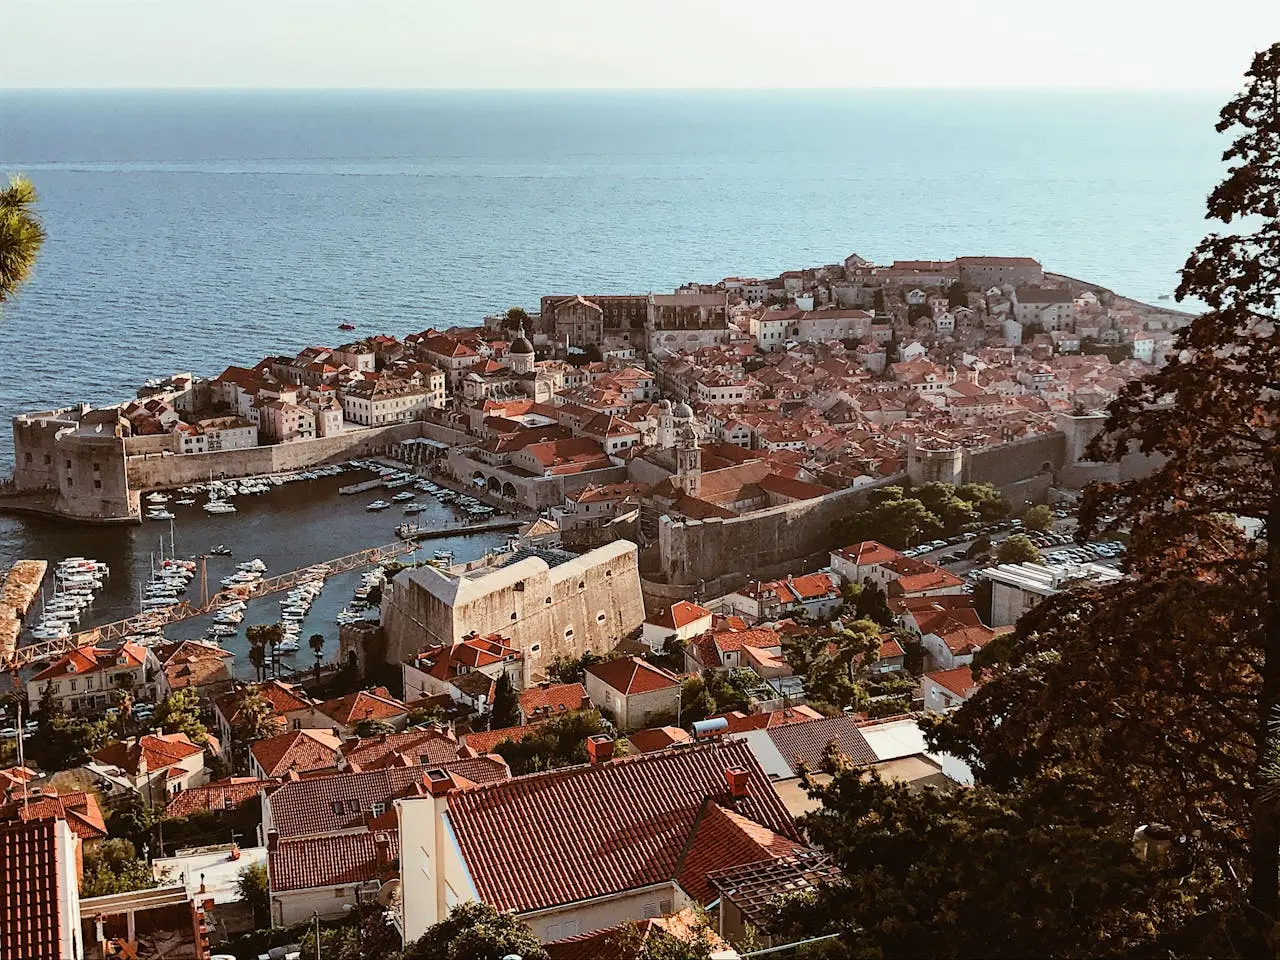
[1078,43,1280,938]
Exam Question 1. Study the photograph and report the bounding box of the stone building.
[380,540,645,678]
[645,292,730,356]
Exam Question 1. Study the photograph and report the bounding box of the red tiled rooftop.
[0,819,65,960]
[251,729,341,779]
[165,778,274,819]
[585,657,681,696]
[444,740,800,913]
[270,830,399,892]
[519,683,588,720]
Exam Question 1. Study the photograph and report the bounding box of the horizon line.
[0,84,1234,94]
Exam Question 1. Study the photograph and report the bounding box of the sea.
[0,88,1229,678]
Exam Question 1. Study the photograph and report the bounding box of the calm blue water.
[0,89,1225,564]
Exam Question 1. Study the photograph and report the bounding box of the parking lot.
[901,508,1126,591]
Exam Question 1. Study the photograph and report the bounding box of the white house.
[641,600,713,654]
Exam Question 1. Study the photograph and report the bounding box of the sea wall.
[126,421,429,490]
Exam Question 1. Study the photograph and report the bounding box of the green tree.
[957,482,1010,523]
[401,900,548,960]
[871,288,886,313]
[309,632,326,685]
[994,534,1040,565]
[354,717,395,738]
[1073,44,1280,937]
[0,174,45,303]
[25,710,109,772]
[230,691,278,770]
[504,306,530,330]
[946,280,968,310]
[237,862,271,928]
[246,623,283,683]
[546,651,603,685]
[852,580,894,627]
[679,675,717,726]
[784,766,1186,959]
[107,795,161,849]
[492,710,609,776]
[81,838,160,897]
[1022,504,1054,533]
[488,672,520,730]
[153,688,208,744]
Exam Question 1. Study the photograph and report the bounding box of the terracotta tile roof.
[412,635,520,681]
[32,641,147,682]
[341,728,465,772]
[585,657,681,696]
[461,722,545,756]
[934,622,997,656]
[251,729,341,778]
[926,666,977,698]
[546,908,733,960]
[519,683,588,720]
[833,540,902,567]
[649,600,712,631]
[269,830,399,892]
[690,628,781,670]
[93,733,203,777]
[888,567,966,597]
[0,766,38,795]
[765,716,879,775]
[677,801,803,903]
[165,778,274,818]
[317,687,407,727]
[0,819,65,960]
[266,762,508,839]
[707,706,825,735]
[625,726,692,754]
[445,740,799,914]
[879,637,906,660]
[0,790,108,840]
[215,680,312,727]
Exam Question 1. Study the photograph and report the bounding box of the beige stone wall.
[125,421,428,489]
[381,543,646,678]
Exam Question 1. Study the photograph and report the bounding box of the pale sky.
[4,0,1278,90]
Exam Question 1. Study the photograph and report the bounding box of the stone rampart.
[961,432,1066,487]
[654,478,896,587]
[125,421,428,489]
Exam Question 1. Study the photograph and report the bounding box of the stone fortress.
[379,539,646,675]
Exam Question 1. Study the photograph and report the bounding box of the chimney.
[267,830,279,852]
[375,835,392,871]
[725,766,749,799]
[425,768,452,797]
[586,734,614,765]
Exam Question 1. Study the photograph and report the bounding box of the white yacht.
[204,500,237,514]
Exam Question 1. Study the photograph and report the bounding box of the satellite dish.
[377,879,400,907]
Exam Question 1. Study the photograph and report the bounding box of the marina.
[0,459,514,684]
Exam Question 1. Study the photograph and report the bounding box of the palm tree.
[247,644,265,684]
[0,175,45,303]
[309,634,325,685]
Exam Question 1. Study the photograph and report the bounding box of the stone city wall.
[961,432,1067,488]
[654,479,896,587]
[125,421,430,490]
[447,448,628,509]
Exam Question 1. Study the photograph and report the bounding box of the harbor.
[0,459,517,684]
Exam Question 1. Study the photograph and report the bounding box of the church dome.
[658,398,672,411]
[510,334,534,356]
[673,400,694,420]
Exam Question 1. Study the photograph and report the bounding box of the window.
[92,462,100,472]
[597,612,606,623]
[23,453,30,464]
[331,801,345,815]
[334,888,346,898]
[43,455,51,465]
[370,801,386,817]
[659,899,673,914]
[65,460,71,469]
[564,627,574,639]
[346,799,359,813]
[545,597,552,605]
[94,480,102,490]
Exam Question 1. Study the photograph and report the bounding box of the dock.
[396,519,522,542]
[339,478,384,495]
[0,560,47,665]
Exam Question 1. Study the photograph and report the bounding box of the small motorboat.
[276,638,300,652]
[146,508,175,521]
[338,322,356,331]
[209,545,232,556]
[204,500,237,515]
[366,500,391,511]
